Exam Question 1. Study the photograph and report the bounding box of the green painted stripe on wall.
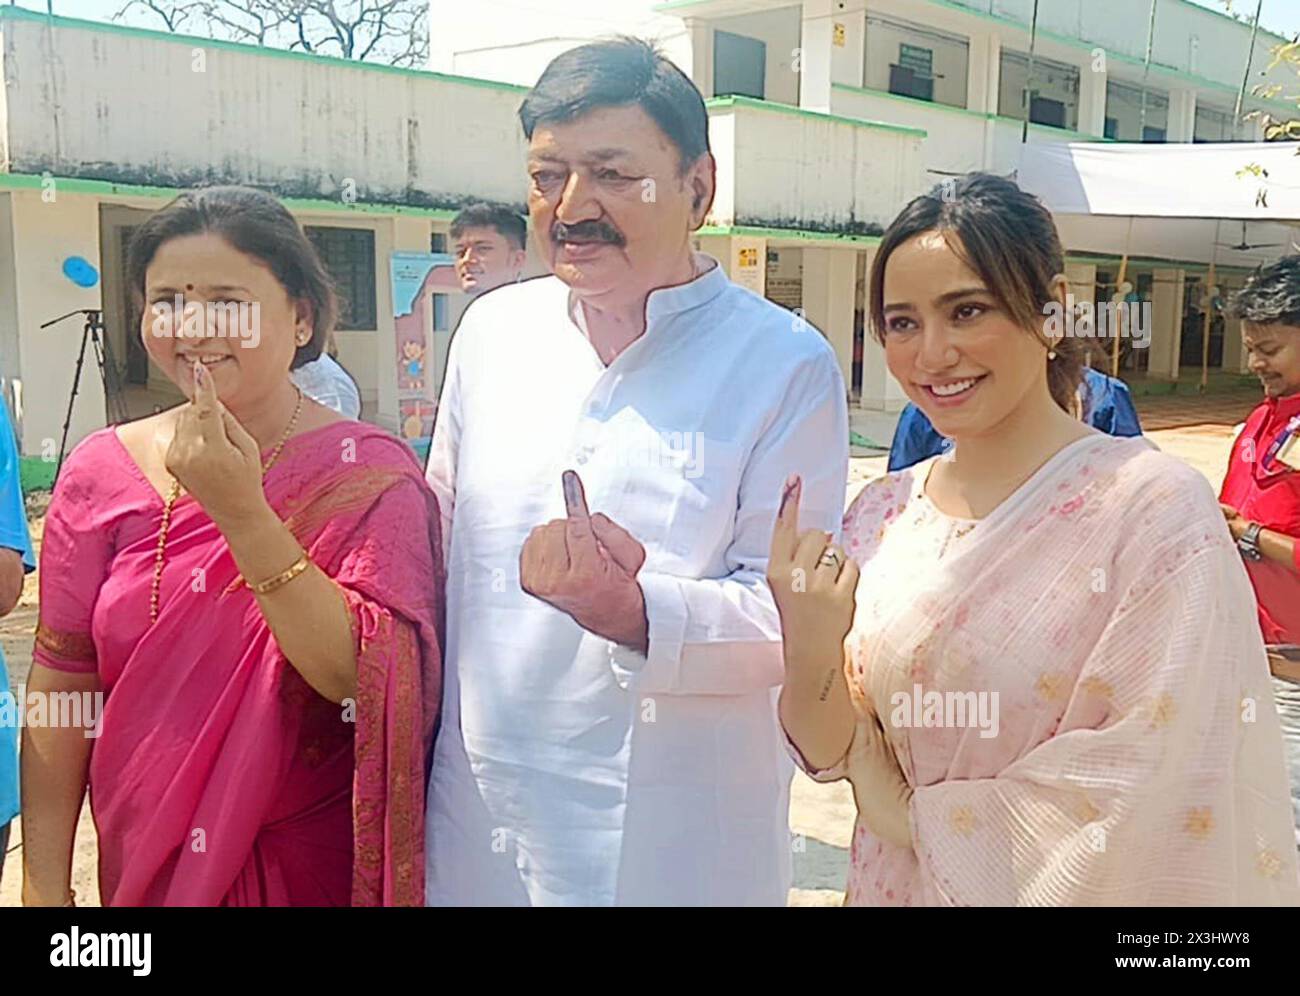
[20,456,56,494]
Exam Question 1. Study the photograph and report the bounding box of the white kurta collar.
[567,253,727,337]
[644,253,726,325]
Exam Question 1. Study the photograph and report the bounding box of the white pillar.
[1221,281,1251,375]
[859,247,908,411]
[859,335,909,411]
[683,18,715,99]
[831,2,866,93]
[967,33,998,113]
[1078,61,1107,138]
[799,0,834,112]
[1168,89,1197,142]
[1064,261,1096,292]
[802,246,857,394]
[1147,268,1185,381]
[967,33,1001,170]
[1064,261,1101,364]
[1222,313,1251,375]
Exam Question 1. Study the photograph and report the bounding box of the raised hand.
[766,473,860,673]
[165,360,267,529]
[519,470,649,652]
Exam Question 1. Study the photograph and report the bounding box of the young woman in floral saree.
[773,174,1300,906]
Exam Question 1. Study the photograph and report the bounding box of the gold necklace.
[149,387,304,625]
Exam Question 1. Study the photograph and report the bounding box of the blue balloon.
[62,256,99,288]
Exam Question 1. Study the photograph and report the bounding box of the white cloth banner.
[1017,141,1300,221]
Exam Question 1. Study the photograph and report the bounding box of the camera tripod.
[41,309,130,475]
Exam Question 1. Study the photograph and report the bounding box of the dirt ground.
[0,421,1243,907]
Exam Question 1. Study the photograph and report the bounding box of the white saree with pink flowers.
[793,433,1300,906]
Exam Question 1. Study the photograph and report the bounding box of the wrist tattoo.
[817,667,838,702]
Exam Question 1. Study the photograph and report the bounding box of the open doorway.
[99,203,185,420]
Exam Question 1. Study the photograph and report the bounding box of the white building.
[436,0,1300,407]
[0,2,1296,462]
[0,4,920,458]
[0,5,527,458]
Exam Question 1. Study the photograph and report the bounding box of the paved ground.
[0,388,1259,907]
[1129,388,1260,432]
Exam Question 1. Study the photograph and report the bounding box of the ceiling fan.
[1215,220,1286,252]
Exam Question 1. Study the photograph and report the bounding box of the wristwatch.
[1237,522,1264,562]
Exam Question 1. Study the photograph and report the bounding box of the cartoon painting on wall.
[391,251,458,439]
[400,338,426,391]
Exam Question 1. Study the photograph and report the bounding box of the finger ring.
[818,549,841,568]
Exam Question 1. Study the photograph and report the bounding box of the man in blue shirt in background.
[0,396,35,887]
[888,366,1143,471]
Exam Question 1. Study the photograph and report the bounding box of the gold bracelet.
[248,553,311,595]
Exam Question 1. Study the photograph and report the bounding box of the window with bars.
[305,226,377,330]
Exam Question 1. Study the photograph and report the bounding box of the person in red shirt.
[1220,255,1300,849]
[1221,256,1300,655]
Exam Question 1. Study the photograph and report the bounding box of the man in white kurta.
[424,261,847,904]
[423,36,848,905]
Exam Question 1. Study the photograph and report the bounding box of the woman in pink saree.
[22,187,441,907]
[773,174,1300,906]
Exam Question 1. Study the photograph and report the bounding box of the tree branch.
[115,0,429,66]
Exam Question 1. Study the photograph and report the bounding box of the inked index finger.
[769,473,802,565]
[562,469,591,522]
[192,359,219,410]
[561,469,599,565]
[191,361,229,445]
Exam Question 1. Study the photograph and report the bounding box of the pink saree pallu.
[800,435,1300,906]
[34,422,443,906]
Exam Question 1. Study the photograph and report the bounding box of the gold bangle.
[248,553,311,595]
